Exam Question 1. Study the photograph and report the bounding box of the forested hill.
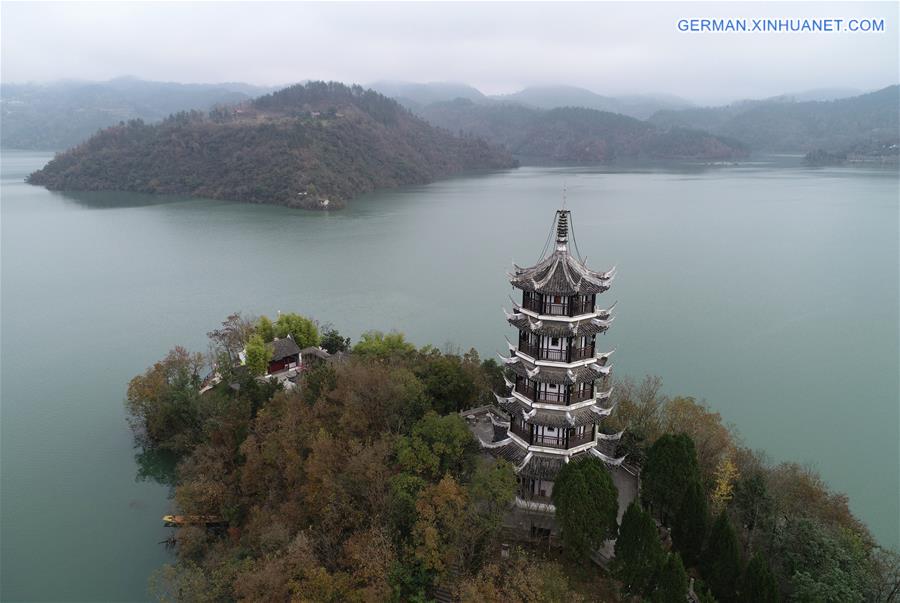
[1,77,274,150]
[26,82,517,209]
[416,99,747,162]
[649,85,900,154]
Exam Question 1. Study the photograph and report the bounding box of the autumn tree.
[615,502,665,594]
[552,457,619,561]
[662,396,733,483]
[207,312,256,360]
[458,551,583,603]
[712,453,740,512]
[701,510,742,602]
[642,433,701,524]
[125,346,205,452]
[412,475,469,583]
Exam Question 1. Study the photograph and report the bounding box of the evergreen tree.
[673,478,709,566]
[244,334,271,376]
[654,552,689,603]
[614,502,665,594]
[739,553,779,602]
[642,433,701,524]
[274,312,320,348]
[553,457,619,561]
[256,315,275,343]
[701,510,742,602]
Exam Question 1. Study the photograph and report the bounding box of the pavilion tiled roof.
[505,355,608,385]
[509,251,614,296]
[507,312,613,337]
[271,336,301,361]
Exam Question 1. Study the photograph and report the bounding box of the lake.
[1,151,897,601]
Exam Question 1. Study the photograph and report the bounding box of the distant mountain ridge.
[649,85,900,153]
[490,85,694,120]
[369,81,694,120]
[26,82,516,208]
[414,98,746,162]
[1,77,277,150]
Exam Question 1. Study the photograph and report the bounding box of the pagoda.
[485,208,625,517]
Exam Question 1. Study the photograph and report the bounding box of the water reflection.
[56,189,195,210]
[134,446,180,490]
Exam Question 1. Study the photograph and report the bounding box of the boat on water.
[162,514,226,527]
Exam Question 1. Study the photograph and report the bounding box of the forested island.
[26,82,517,209]
[129,312,899,602]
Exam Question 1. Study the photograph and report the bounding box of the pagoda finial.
[556,208,570,251]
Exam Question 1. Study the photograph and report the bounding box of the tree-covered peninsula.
[128,312,899,602]
[26,82,517,209]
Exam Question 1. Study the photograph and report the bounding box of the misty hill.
[775,87,863,103]
[491,85,693,120]
[369,82,694,120]
[367,80,487,109]
[0,77,276,150]
[416,98,746,162]
[649,85,900,153]
[26,82,516,208]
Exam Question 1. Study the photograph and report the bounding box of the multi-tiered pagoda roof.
[478,207,626,513]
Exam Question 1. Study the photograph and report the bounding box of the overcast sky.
[2,1,897,104]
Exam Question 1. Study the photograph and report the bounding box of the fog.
[2,1,897,104]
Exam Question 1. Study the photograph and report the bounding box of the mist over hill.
[367,81,488,109]
[490,85,693,120]
[0,77,276,150]
[26,82,516,208]
[369,81,694,120]
[649,85,900,154]
[415,99,746,162]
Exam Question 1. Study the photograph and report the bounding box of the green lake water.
[2,150,898,601]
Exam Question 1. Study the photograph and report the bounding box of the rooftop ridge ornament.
[555,209,570,251]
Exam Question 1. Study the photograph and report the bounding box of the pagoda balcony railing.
[516,385,594,406]
[568,430,595,449]
[510,421,531,442]
[569,388,593,403]
[570,299,595,315]
[533,434,567,449]
[521,297,595,317]
[518,342,595,363]
[522,493,554,505]
[511,423,595,450]
[571,345,595,361]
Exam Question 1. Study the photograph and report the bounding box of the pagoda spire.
[556,209,570,251]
